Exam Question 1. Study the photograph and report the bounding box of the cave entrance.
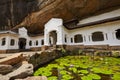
[19,38,26,49]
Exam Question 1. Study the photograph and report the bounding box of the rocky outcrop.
[0,65,13,74]
[29,49,63,68]
[0,0,120,34]
[0,53,23,65]
[0,61,33,80]
[7,61,33,79]
[14,0,120,34]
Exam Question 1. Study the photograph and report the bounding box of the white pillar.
[89,35,92,42]
[72,37,74,44]
[25,39,30,49]
[113,31,117,40]
[84,34,89,44]
[15,39,19,49]
[103,33,107,41]
[107,31,115,45]
[5,36,10,49]
[83,35,86,42]
[57,30,64,45]
[44,32,49,46]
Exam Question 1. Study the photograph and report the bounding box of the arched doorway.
[19,38,26,49]
[49,31,57,45]
[116,29,120,40]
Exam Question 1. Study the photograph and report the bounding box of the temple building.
[0,8,120,53]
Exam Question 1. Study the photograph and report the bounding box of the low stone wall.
[66,45,120,51]
[110,46,120,50]
[0,49,19,54]
[66,45,84,51]
[30,47,41,51]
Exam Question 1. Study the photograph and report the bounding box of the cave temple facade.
[0,8,120,53]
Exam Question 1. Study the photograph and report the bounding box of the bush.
[112,51,120,57]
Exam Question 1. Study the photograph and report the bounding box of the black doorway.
[19,38,26,49]
[49,31,57,45]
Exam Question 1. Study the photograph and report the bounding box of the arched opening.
[71,38,73,43]
[92,32,104,41]
[19,38,26,49]
[10,39,15,46]
[41,39,44,45]
[74,34,83,43]
[29,40,32,46]
[65,34,67,43]
[2,38,6,46]
[49,31,57,45]
[36,40,38,46]
[116,29,120,40]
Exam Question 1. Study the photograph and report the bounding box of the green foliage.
[78,70,89,74]
[61,48,66,54]
[112,72,120,80]
[34,56,120,80]
[62,74,73,80]
[81,76,92,80]
[91,68,102,73]
[88,73,101,79]
[60,70,68,75]
[69,67,77,73]
[112,51,120,57]
[78,50,83,55]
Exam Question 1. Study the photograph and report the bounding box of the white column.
[15,39,19,49]
[44,32,49,46]
[89,35,92,42]
[83,35,86,42]
[5,36,10,49]
[25,38,30,49]
[113,31,117,40]
[84,34,89,44]
[107,31,115,45]
[103,33,107,41]
[72,37,74,44]
[57,31,63,45]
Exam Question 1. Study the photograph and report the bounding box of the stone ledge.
[0,53,24,65]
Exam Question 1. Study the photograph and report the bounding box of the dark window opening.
[74,34,83,43]
[36,40,38,46]
[65,35,67,43]
[41,39,44,45]
[71,38,73,43]
[116,29,120,40]
[2,38,6,46]
[29,41,32,46]
[10,39,15,46]
[92,32,104,41]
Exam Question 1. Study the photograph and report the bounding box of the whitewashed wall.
[0,35,19,50]
[44,18,120,46]
[68,21,120,46]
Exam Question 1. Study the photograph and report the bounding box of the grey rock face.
[7,62,33,79]
[0,65,13,74]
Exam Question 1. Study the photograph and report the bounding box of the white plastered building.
[0,8,120,53]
